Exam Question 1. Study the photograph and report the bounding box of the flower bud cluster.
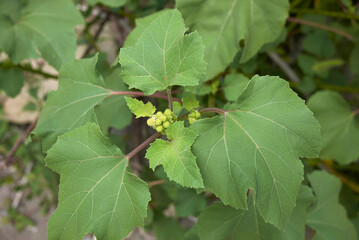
[147,109,177,133]
[188,110,201,124]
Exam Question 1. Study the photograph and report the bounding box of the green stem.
[290,8,359,20]
[287,17,355,42]
[0,62,58,79]
[166,89,173,111]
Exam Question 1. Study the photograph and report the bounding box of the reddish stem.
[199,108,227,115]
[126,132,160,160]
[148,179,166,188]
[353,109,359,116]
[287,17,355,42]
[2,118,38,167]
[110,91,182,103]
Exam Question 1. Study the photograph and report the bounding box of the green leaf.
[191,75,321,228]
[146,121,203,188]
[125,97,156,118]
[302,32,335,58]
[223,73,250,101]
[153,217,186,240]
[198,185,315,240]
[46,123,150,240]
[87,0,126,7]
[0,68,24,97]
[119,9,206,95]
[0,0,83,69]
[174,188,207,217]
[308,91,359,164]
[307,171,357,240]
[177,0,289,79]
[33,55,111,152]
[182,92,199,111]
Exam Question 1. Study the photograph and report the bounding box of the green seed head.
[189,117,196,124]
[164,109,172,116]
[156,126,164,132]
[147,118,155,127]
[163,121,170,128]
[159,114,167,122]
[190,111,196,118]
[195,110,201,119]
[156,112,164,118]
[155,119,162,125]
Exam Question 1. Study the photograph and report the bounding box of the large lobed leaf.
[119,9,206,95]
[307,171,357,240]
[0,0,83,69]
[198,186,315,240]
[33,55,112,152]
[177,0,289,80]
[191,75,321,228]
[146,121,203,188]
[308,91,359,165]
[46,123,150,240]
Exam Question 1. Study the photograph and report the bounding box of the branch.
[1,119,38,168]
[287,17,355,42]
[267,52,301,83]
[148,179,166,188]
[0,62,58,79]
[290,8,359,20]
[319,161,359,194]
[82,13,110,58]
[126,132,160,160]
[110,91,182,103]
[199,108,227,115]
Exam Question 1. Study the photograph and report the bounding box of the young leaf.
[46,123,150,240]
[177,0,289,79]
[308,91,359,164]
[0,68,24,97]
[307,171,357,240]
[0,0,83,69]
[125,97,156,118]
[146,121,203,188]
[198,186,315,240]
[223,73,250,102]
[119,9,206,95]
[182,92,199,111]
[33,55,111,152]
[191,75,321,229]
